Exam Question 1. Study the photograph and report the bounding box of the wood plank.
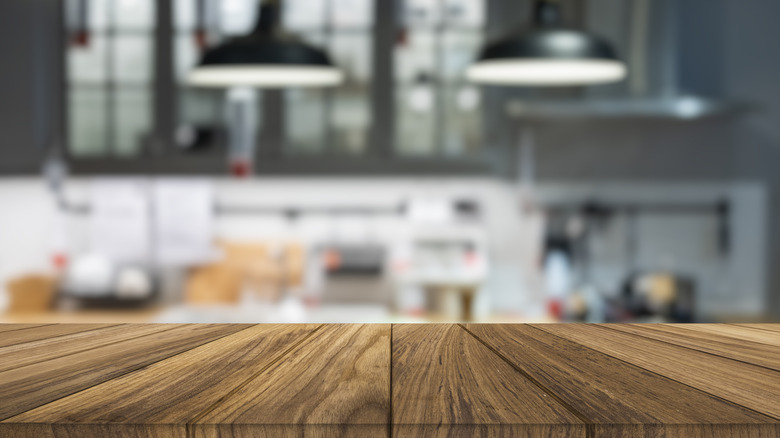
[606,324,780,371]
[467,324,778,437]
[0,324,119,348]
[0,324,51,334]
[5,325,320,438]
[192,324,391,438]
[0,424,180,438]
[731,323,780,333]
[1,323,778,438]
[392,324,586,438]
[536,324,780,420]
[0,324,170,373]
[668,323,780,347]
[0,324,249,421]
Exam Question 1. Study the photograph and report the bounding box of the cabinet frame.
[59,0,496,176]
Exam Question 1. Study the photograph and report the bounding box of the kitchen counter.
[0,323,777,437]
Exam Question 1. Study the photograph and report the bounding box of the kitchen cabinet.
[0,0,61,174]
[0,0,502,177]
[0,0,495,175]
[57,0,492,175]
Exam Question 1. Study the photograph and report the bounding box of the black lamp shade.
[189,2,343,88]
[467,2,626,86]
[478,28,618,62]
[198,35,334,67]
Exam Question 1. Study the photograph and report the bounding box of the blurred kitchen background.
[0,0,778,324]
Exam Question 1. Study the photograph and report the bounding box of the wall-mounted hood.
[508,96,751,121]
[505,0,748,121]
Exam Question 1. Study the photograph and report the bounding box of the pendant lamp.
[189,0,344,88]
[467,0,626,86]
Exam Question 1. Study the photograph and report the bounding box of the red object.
[324,251,342,272]
[229,160,252,178]
[547,299,563,320]
[397,28,409,46]
[407,308,425,317]
[71,30,90,48]
[302,296,322,308]
[195,29,209,51]
[52,253,68,270]
[391,259,410,273]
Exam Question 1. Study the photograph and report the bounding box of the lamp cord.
[534,0,562,27]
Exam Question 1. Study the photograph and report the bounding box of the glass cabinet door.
[283,0,374,156]
[172,0,374,158]
[65,0,155,157]
[63,0,488,171]
[173,0,260,158]
[395,0,485,157]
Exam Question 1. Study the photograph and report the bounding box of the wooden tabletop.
[0,324,777,437]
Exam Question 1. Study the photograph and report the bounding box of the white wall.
[0,180,58,310]
[0,177,768,318]
[534,182,768,317]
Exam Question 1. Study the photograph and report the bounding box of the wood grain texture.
[7,324,320,438]
[731,323,780,333]
[467,324,778,437]
[193,324,391,438]
[536,324,780,420]
[1,323,779,438]
[668,323,780,347]
[392,324,586,438]
[1,424,181,438]
[0,323,119,348]
[0,324,169,373]
[0,324,248,421]
[606,323,780,371]
[0,324,51,334]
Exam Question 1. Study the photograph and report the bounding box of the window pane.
[114,0,155,31]
[331,91,370,155]
[177,76,231,154]
[174,0,196,30]
[331,0,374,28]
[396,31,436,83]
[284,31,329,155]
[83,0,111,31]
[220,0,258,36]
[69,87,109,157]
[285,0,327,31]
[285,89,327,155]
[395,29,437,156]
[404,0,442,28]
[442,85,481,155]
[173,1,234,155]
[330,33,372,154]
[332,33,372,86]
[112,35,153,83]
[443,0,485,28]
[114,89,152,156]
[177,86,235,155]
[68,34,109,84]
[175,34,200,82]
[179,88,220,124]
[441,31,481,83]
[396,83,437,156]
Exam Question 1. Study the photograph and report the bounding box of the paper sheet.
[89,179,151,264]
[153,179,216,266]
